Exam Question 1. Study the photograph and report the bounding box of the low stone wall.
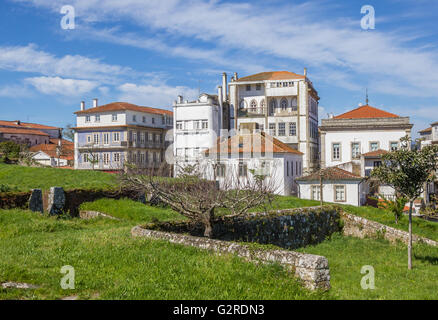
[147,206,342,250]
[341,212,438,246]
[79,210,119,220]
[131,226,331,291]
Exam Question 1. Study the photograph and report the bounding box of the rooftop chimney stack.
[177,95,183,104]
[234,72,238,81]
[222,72,228,103]
[80,101,85,111]
[92,98,98,108]
[304,68,307,77]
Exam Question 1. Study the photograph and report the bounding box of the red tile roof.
[74,102,173,116]
[49,138,73,145]
[419,127,432,134]
[0,127,49,136]
[334,105,399,119]
[296,167,363,181]
[0,120,59,130]
[206,132,303,155]
[236,71,305,82]
[362,149,389,157]
[30,143,74,160]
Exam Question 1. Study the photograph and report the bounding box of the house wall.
[298,180,366,206]
[2,133,49,147]
[324,129,407,168]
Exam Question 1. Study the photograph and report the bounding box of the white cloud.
[117,82,198,107]
[0,84,32,97]
[25,76,99,96]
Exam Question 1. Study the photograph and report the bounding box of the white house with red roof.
[0,120,61,147]
[73,99,173,171]
[319,104,413,171]
[228,69,320,173]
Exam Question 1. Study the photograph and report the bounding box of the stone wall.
[0,191,31,209]
[131,226,331,291]
[147,206,342,250]
[341,212,438,246]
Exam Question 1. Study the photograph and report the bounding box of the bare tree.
[120,161,277,237]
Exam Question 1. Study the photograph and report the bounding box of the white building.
[319,104,413,172]
[296,167,367,206]
[228,70,320,173]
[73,99,173,171]
[419,121,438,149]
[173,91,227,167]
[202,132,303,196]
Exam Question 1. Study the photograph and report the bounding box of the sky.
[0,0,437,137]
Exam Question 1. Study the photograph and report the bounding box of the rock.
[47,187,65,216]
[1,282,40,289]
[28,189,43,213]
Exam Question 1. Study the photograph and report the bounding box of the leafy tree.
[372,136,438,269]
[63,124,75,142]
[0,141,24,161]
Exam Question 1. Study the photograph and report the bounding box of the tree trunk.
[203,210,214,238]
[408,201,413,270]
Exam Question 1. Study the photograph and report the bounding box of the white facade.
[228,70,319,173]
[297,179,367,207]
[173,93,224,168]
[32,151,69,167]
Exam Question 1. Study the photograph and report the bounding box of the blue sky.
[0,0,437,137]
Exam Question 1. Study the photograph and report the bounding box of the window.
[278,123,286,136]
[202,120,208,129]
[291,97,298,111]
[103,133,109,145]
[114,153,120,163]
[83,154,89,163]
[260,99,265,113]
[103,153,109,165]
[113,132,120,142]
[238,163,247,177]
[93,133,99,144]
[351,142,360,159]
[153,152,157,163]
[95,115,100,122]
[280,98,288,110]
[269,123,276,136]
[289,122,296,136]
[370,142,379,151]
[85,115,91,122]
[246,84,251,91]
[373,161,382,168]
[143,116,146,123]
[259,124,264,132]
[216,164,226,177]
[256,84,261,91]
[334,185,346,202]
[286,161,289,176]
[176,121,183,130]
[152,118,155,124]
[311,185,321,201]
[269,100,276,114]
[239,100,246,109]
[390,142,398,151]
[132,132,137,142]
[162,117,165,125]
[291,161,294,176]
[140,153,145,164]
[132,115,137,122]
[140,132,145,143]
[288,82,294,87]
[112,114,117,122]
[332,143,341,161]
[86,135,92,144]
[250,100,257,112]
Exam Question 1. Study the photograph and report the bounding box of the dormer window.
[85,115,91,122]
[95,115,100,122]
[112,114,117,122]
[246,85,251,91]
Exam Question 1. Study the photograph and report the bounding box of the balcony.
[238,108,266,118]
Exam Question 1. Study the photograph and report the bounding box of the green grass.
[79,198,185,224]
[298,233,438,299]
[0,209,323,300]
[341,204,438,242]
[0,163,117,191]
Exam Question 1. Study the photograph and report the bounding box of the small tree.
[120,163,276,238]
[372,136,438,269]
[63,124,75,142]
[377,195,407,225]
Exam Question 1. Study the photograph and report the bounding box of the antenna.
[366,88,369,105]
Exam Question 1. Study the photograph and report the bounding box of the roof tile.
[334,105,399,119]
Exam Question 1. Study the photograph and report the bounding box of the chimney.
[234,72,238,81]
[92,98,98,108]
[177,95,183,104]
[15,120,21,125]
[80,101,85,111]
[217,86,223,106]
[304,68,307,77]
[222,72,228,103]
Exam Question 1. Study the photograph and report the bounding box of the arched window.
[239,99,246,109]
[291,97,298,111]
[280,98,288,110]
[269,99,276,115]
[250,100,257,112]
[260,99,265,114]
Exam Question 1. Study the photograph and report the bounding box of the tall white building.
[228,70,320,173]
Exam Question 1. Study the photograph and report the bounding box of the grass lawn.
[0,209,323,300]
[0,163,117,191]
[298,233,438,299]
